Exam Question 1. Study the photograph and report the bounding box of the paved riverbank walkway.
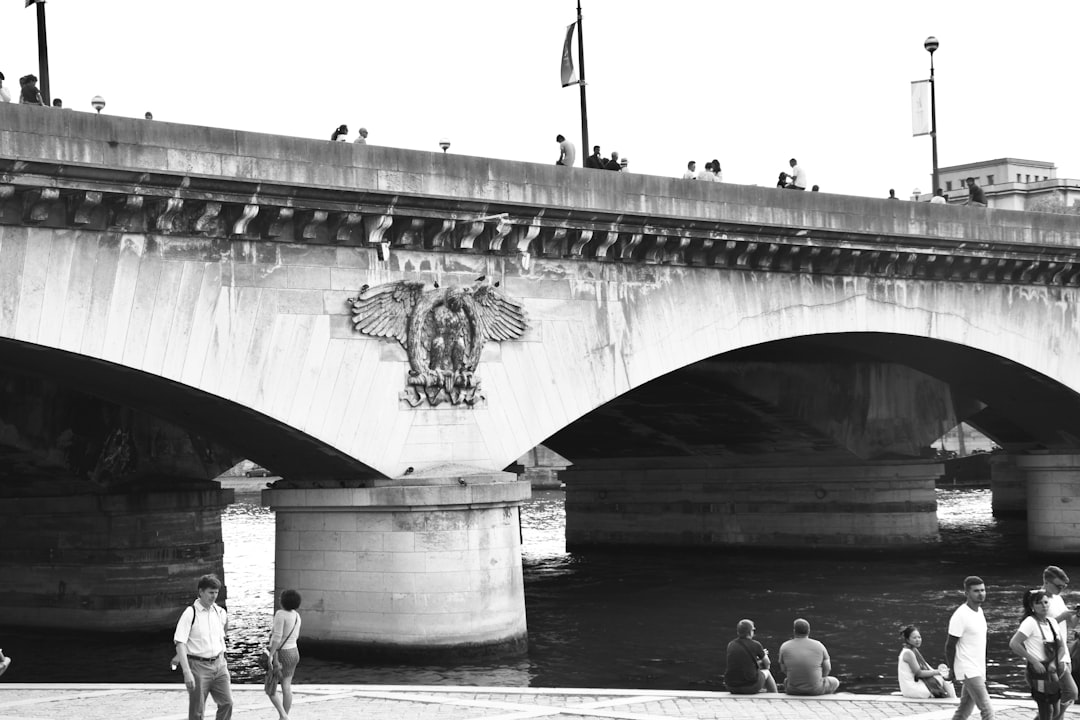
[0,684,1040,720]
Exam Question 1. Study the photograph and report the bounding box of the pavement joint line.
[0,688,136,708]
[0,713,59,720]
[300,690,707,720]
[349,689,573,713]
[141,701,271,720]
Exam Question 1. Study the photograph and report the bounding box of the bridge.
[2,103,1080,658]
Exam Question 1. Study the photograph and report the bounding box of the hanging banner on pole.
[561,22,579,87]
[911,80,931,137]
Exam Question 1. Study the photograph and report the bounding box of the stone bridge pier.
[991,453,1080,555]
[263,473,530,658]
[0,364,236,630]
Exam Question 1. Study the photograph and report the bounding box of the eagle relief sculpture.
[347,280,528,407]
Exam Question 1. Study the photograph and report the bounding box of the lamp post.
[91,95,105,114]
[924,36,939,196]
[439,138,450,153]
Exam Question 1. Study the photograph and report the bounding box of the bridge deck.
[0,683,1037,720]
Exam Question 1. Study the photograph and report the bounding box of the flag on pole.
[911,80,931,136]
[560,22,579,87]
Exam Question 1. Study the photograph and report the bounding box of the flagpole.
[576,0,588,168]
[34,0,51,105]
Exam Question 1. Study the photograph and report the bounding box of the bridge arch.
[515,269,1080,465]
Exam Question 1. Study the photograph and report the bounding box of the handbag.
[259,613,299,675]
[1027,620,1063,696]
[920,674,949,699]
[910,647,949,699]
[255,646,272,670]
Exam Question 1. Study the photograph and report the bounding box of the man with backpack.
[173,574,233,720]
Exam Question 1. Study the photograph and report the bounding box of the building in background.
[915,158,1080,211]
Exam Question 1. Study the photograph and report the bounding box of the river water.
[0,487,1052,698]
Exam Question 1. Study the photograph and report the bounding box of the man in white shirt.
[785,158,806,190]
[556,134,576,167]
[174,574,233,720]
[1042,565,1076,716]
[682,160,698,180]
[931,188,947,204]
[945,575,994,720]
[0,72,10,103]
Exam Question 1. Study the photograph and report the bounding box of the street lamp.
[924,36,939,196]
[439,138,450,153]
[91,95,105,114]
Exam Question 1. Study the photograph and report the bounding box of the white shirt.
[1047,593,1071,665]
[270,609,302,651]
[948,603,987,680]
[1019,615,1066,665]
[930,195,947,204]
[0,87,10,103]
[682,169,698,180]
[789,164,806,188]
[173,601,228,658]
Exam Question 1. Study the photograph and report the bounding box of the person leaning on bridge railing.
[0,646,11,678]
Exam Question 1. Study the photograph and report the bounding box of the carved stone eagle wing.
[462,284,528,368]
[348,281,426,347]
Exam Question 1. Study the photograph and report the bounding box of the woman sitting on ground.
[898,625,955,698]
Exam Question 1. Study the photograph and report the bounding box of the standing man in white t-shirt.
[946,575,994,720]
[1042,565,1076,717]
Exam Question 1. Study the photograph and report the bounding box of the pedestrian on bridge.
[783,158,806,190]
[331,124,349,142]
[18,75,44,106]
[0,72,10,103]
[965,177,987,207]
[354,127,368,144]
[0,647,10,678]
[682,160,698,180]
[556,134,576,167]
[585,145,606,169]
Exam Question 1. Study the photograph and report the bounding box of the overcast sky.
[2,1,1077,198]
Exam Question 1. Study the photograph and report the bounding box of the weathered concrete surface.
[564,458,941,550]
[263,478,529,657]
[0,488,232,630]
[1017,453,1080,554]
[3,227,1080,480]
[4,102,1080,248]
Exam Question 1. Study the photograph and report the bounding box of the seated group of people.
[724,618,840,696]
[724,618,956,699]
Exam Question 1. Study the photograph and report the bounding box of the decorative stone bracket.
[1,180,1079,286]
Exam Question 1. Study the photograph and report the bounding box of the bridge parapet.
[3,104,1080,286]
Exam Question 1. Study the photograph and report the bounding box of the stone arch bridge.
[2,104,1080,657]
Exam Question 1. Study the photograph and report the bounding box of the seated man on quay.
[724,619,778,694]
[779,618,841,696]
